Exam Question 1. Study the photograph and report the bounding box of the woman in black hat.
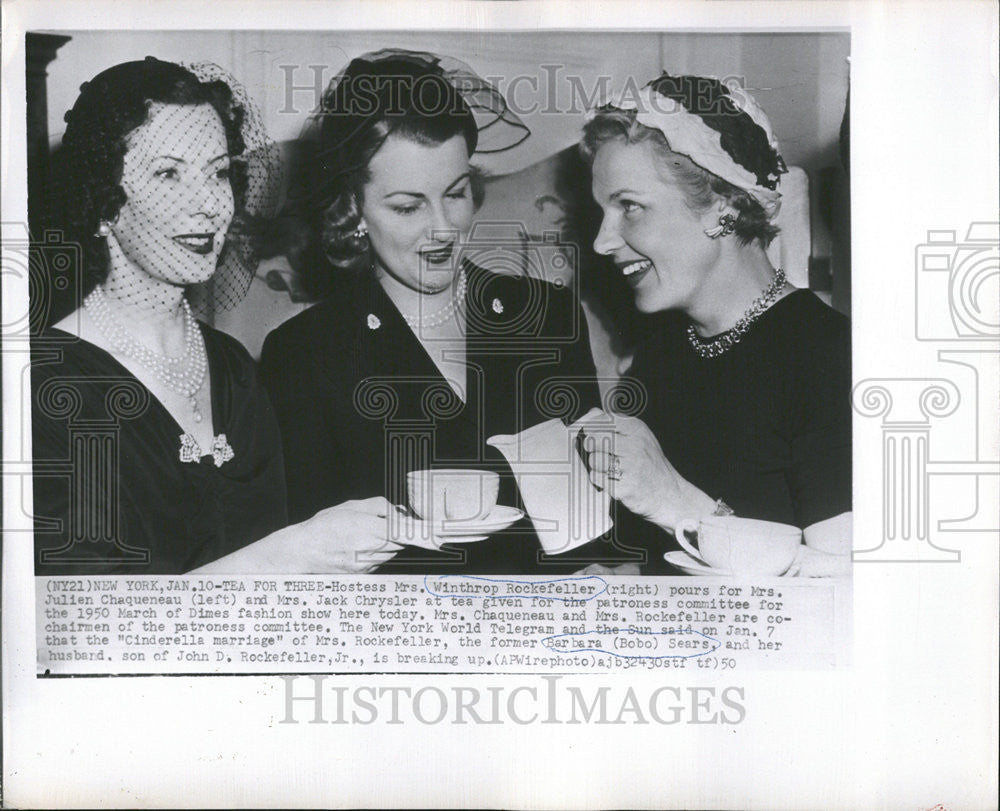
[260,50,608,575]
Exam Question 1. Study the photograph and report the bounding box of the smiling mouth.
[618,259,653,280]
[421,243,455,266]
[173,234,217,255]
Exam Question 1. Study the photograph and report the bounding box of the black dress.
[259,262,608,574]
[617,290,852,574]
[32,325,288,575]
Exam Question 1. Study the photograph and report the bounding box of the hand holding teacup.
[201,496,404,574]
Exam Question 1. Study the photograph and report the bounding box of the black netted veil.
[317,48,530,155]
[54,57,280,318]
[181,61,282,315]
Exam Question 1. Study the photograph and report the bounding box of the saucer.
[664,550,733,576]
[435,505,524,536]
[390,526,487,549]
[664,550,795,577]
[390,506,524,549]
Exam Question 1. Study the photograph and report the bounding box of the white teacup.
[675,515,802,576]
[406,469,499,522]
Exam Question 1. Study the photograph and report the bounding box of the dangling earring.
[704,212,737,239]
[95,220,113,238]
[352,222,368,240]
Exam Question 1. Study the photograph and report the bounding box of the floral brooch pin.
[179,433,235,468]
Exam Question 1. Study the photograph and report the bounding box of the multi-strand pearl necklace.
[84,285,208,423]
[401,268,467,330]
[686,267,787,358]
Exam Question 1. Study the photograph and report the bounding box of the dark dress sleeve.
[258,320,351,524]
[787,306,853,528]
[33,329,288,576]
[203,328,290,551]
[549,282,602,419]
[259,271,606,575]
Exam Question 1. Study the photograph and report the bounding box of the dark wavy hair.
[307,55,480,277]
[581,74,784,247]
[56,57,248,291]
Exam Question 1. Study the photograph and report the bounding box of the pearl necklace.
[84,285,208,423]
[686,268,787,358]
[401,268,467,330]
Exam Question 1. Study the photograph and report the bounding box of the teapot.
[487,417,613,554]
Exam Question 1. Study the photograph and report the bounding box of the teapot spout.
[485,434,514,449]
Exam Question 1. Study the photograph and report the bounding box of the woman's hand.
[293,498,404,573]
[786,545,851,577]
[787,512,852,577]
[573,562,642,577]
[193,497,403,574]
[576,408,716,534]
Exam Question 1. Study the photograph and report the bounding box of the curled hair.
[56,57,248,290]
[581,79,783,248]
[308,55,479,276]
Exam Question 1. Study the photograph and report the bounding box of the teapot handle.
[675,518,708,565]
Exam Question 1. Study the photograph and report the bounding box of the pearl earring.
[95,220,113,238]
[352,223,368,239]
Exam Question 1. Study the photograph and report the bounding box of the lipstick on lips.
[618,258,653,282]
[173,233,217,255]
[420,242,455,266]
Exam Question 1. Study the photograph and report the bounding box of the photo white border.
[4,2,998,808]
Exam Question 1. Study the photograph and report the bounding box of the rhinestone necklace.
[84,285,208,422]
[400,268,467,330]
[686,267,788,358]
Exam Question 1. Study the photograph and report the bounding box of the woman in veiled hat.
[33,57,400,574]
